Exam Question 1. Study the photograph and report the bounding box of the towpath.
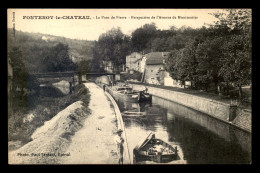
[59,82,119,164]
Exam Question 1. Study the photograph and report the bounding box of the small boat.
[107,86,152,102]
[133,132,178,163]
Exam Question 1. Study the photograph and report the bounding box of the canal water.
[113,95,251,164]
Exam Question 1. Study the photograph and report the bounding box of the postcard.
[7,8,252,164]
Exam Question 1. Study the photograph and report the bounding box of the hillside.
[8,29,94,63]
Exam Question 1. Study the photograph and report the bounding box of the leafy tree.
[8,46,40,113]
[165,43,198,89]
[210,9,251,34]
[8,47,28,93]
[195,37,225,92]
[180,40,200,88]
[92,27,131,72]
[131,23,157,52]
[219,34,251,97]
[165,49,184,80]
[92,41,104,72]
[77,60,91,74]
[42,43,76,72]
[165,9,251,98]
[211,9,252,97]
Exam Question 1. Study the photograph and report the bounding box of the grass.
[8,83,90,149]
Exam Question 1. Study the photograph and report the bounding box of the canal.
[113,95,251,164]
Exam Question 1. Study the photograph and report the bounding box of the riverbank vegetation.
[8,84,90,150]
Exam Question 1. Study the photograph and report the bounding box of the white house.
[143,52,170,85]
[125,52,143,72]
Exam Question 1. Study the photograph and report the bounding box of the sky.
[7,9,223,41]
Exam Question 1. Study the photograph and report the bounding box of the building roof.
[145,52,170,65]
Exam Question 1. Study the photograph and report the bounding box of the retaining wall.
[130,84,235,122]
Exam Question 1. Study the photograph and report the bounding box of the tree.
[92,28,131,72]
[165,49,185,81]
[210,9,251,34]
[42,43,76,72]
[131,23,157,52]
[165,43,199,89]
[77,60,91,74]
[8,47,28,93]
[219,34,251,98]
[165,9,252,97]
[195,37,225,92]
[8,46,41,113]
[211,9,252,98]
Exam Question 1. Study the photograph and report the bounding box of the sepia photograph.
[7,8,252,164]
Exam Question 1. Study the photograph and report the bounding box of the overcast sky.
[7,9,223,41]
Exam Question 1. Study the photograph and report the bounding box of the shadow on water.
[113,94,251,164]
[153,96,251,162]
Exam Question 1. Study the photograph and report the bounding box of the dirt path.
[59,82,119,164]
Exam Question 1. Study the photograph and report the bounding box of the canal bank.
[129,83,251,133]
[60,82,131,164]
[152,96,251,154]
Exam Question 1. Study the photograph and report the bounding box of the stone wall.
[232,108,252,132]
[153,96,232,141]
[155,96,251,154]
[131,84,234,122]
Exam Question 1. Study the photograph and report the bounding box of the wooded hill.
[8,29,94,73]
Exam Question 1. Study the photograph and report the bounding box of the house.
[143,52,170,85]
[125,52,143,72]
[124,51,186,87]
[142,52,185,87]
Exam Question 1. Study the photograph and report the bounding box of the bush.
[75,84,91,106]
